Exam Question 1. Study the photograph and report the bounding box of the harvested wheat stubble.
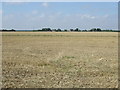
[2,32,118,88]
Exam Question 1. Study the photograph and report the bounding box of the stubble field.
[2,32,118,88]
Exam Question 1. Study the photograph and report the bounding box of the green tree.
[70,29,74,32]
[42,28,52,31]
[64,29,67,32]
[74,28,79,31]
[96,28,101,31]
[57,28,61,32]
[90,28,97,32]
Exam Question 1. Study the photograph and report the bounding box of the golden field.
[2,32,118,88]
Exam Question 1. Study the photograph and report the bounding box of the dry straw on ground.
[2,32,118,88]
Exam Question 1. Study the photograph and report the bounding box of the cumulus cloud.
[3,2,25,5]
[32,10,38,15]
[80,14,96,19]
[42,2,48,7]
[39,13,45,18]
[2,0,119,2]
[0,10,2,14]
[103,14,109,18]
[2,0,32,2]
[2,12,117,30]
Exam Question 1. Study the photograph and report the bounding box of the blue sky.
[0,2,2,29]
[2,2,118,30]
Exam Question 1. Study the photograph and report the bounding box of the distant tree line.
[0,29,16,32]
[33,28,119,32]
[1,28,119,32]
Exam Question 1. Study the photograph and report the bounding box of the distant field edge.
[1,88,119,90]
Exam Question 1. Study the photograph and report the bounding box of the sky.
[2,2,118,30]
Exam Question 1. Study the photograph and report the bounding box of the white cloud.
[42,2,48,7]
[103,14,109,18]
[75,14,96,19]
[3,12,117,30]
[81,14,96,19]
[2,0,32,2]
[0,10,2,14]
[2,0,119,2]
[4,2,24,5]
[56,12,62,15]
[91,16,95,19]
[39,13,45,18]
[32,10,38,15]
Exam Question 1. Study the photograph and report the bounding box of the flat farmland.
[2,32,118,88]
